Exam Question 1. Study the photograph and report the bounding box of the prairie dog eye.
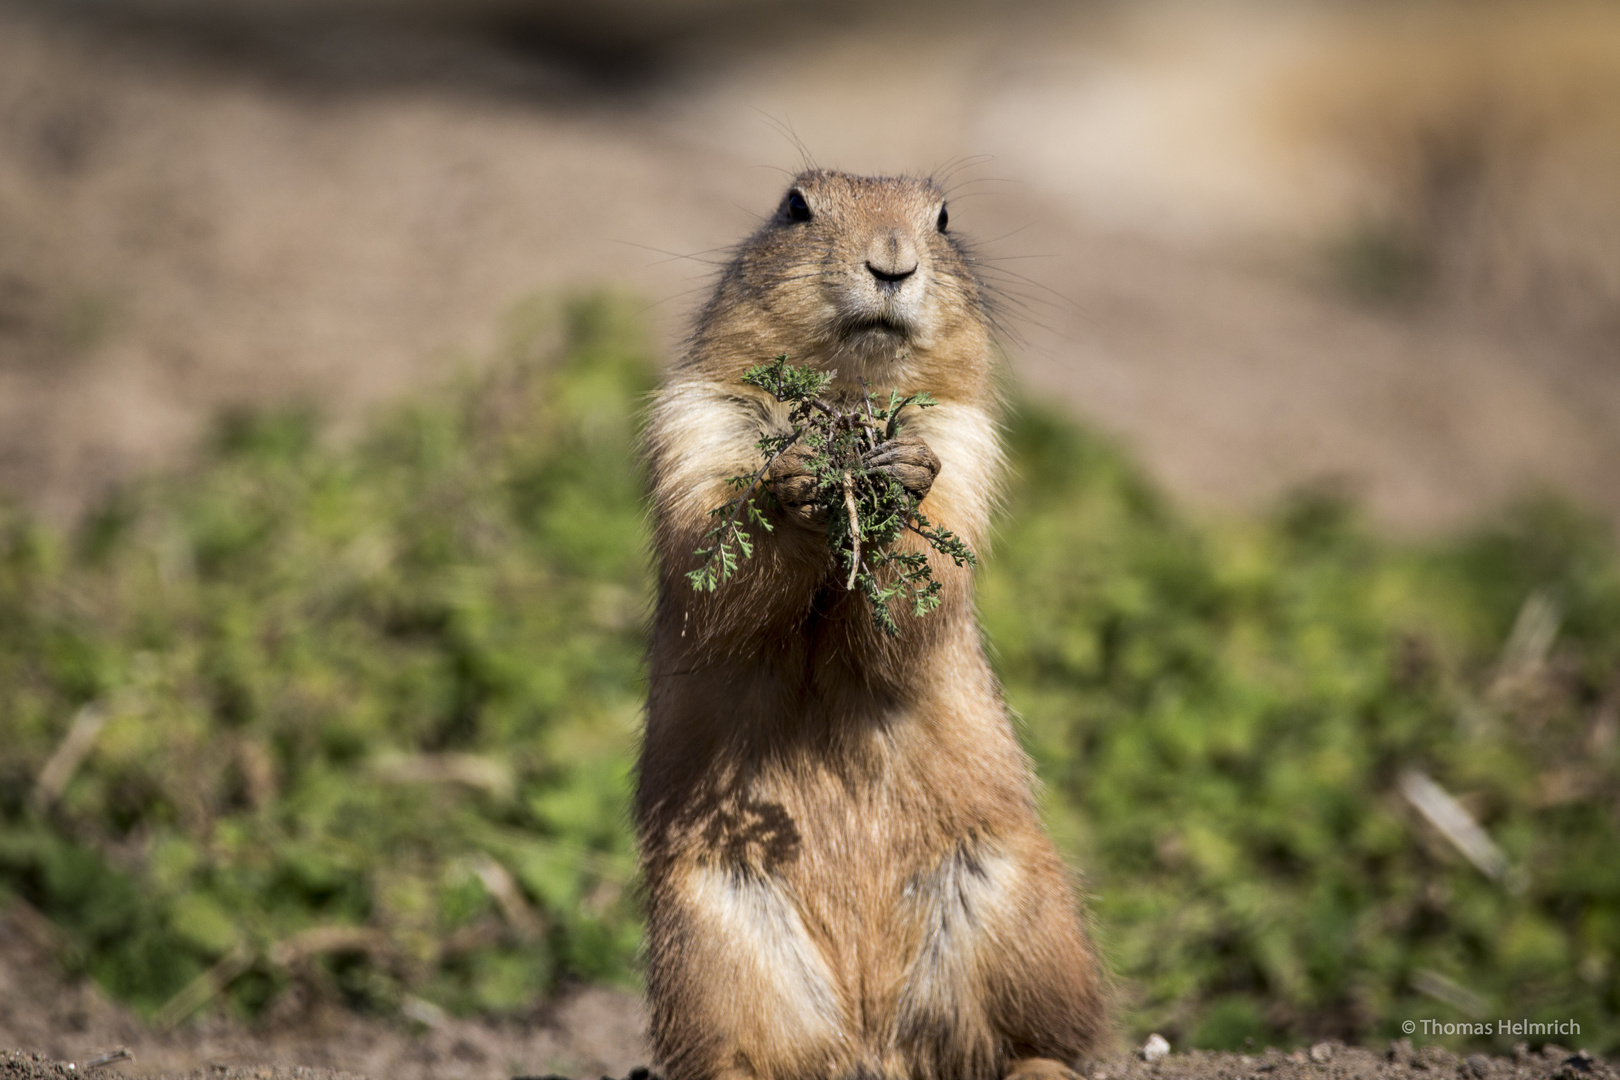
[936,203,949,232]
[786,190,812,222]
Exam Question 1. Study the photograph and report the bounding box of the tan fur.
[638,170,1110,1080]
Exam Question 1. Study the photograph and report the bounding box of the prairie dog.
[638,171,1109,1080]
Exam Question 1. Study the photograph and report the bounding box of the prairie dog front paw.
[766,444,828,528]
[863,435,941,501]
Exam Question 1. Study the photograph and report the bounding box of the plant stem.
[859,379,880,452]
[843,470,860,590]
[704,425,805,555]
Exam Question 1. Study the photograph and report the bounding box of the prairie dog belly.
[671,864,853,1078]
[668,827,1024,1080]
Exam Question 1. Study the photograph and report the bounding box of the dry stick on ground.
[82,1048,133,1072]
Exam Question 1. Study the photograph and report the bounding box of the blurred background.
[1,0,1618,1075]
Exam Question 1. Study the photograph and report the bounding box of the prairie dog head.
[691,170,993,398]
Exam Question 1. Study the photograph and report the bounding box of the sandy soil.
[1,0,1617,531]
[0,913,646,1080]
[3,1032,1615,1080]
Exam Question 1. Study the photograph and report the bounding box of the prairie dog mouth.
[840,314,910,339]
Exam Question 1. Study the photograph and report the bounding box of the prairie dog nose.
[865,230,919,283]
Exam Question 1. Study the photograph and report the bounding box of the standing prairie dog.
[638,170,1110,1080]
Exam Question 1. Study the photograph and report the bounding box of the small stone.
[1141,1033,1171,1063]
[1310,1044,1334,1064]
[1415,1044,1454,1070]
[1469,1054,1491,1078]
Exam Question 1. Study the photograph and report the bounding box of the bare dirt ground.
[5,1020,1617,1080]
[0,913,646,1080]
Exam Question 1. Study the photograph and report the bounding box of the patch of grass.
[1,294,652,1020]
[1,294,1617,1052]
[982,411,1620,1052]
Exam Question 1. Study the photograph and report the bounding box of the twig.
[1411,969,1490,1018]
[1489,588,1560,702]
[705,425,805,549]
[83,1048,134,1071]
[31,703,107,812]
[370,752,514,801]
[859,379,880,452]
[469,854,544,940]
[843,471,860,590]
[805,395,882,437]
[402,995,448,1030]
[1399,769,1516,887]
[154,943,253,1030]
[268,925,391,967]
[806,398,843,422]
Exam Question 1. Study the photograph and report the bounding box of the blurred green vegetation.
[984,414,1620,1053]
[1,294,1617,1052]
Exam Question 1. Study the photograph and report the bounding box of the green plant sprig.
[686,355,977,634]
